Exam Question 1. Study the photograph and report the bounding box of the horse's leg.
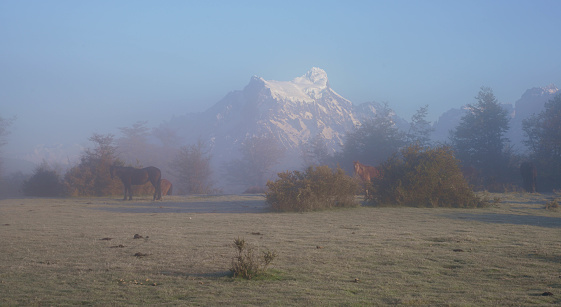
[126,183,133,200]
[157,178,162,200]
[122,185,127,200]
[153,178,162,201]
[151,176,162,201]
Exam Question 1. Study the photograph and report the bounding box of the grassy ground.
[1,193,561,306]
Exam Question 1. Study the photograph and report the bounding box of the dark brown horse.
[110,166,162,200]
[353,161,381,197]
[161,179,173,196]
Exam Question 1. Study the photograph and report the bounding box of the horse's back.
[143,166,161,178]
[366,166,380,178]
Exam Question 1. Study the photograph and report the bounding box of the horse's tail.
[153,167,162,200]
[157,176,162,198]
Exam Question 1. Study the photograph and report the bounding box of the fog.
[1,1,561,193]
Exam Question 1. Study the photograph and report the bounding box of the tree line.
[2,87,561,197]
[311,87,561,192]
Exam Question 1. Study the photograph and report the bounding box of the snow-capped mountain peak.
[161,67,358,180]
[295,67,329,86]
[265,67,330,101]
[543,83,559,94]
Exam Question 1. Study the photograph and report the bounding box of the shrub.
[266,165,360,212]
[23,163,65,197]
[230,237,277,280]
[545,199,559,211]
[370,145,487,208]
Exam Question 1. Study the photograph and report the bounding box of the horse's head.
[353,161,361,174]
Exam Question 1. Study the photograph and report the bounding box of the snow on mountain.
[266,67,331,102]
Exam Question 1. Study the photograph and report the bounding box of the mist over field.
[2,3,561,304]
[1,69,561,196]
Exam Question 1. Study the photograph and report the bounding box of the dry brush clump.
[370,145,487,208]
[545,199,559,211]
[265,165,360,212]
[230,237,277,280]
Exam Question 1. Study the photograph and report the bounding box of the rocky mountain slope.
[160,68,362,170]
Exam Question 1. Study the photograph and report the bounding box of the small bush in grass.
[230,237,277,280]
[266,165,360,212]
[545,199,559,211]
[370,145,487,208]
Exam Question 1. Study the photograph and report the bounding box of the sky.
[1,0,561,168]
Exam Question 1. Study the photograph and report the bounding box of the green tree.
[300,134,334,168]
[170,139,214,194]
[450,87,510,187]
[522,93,561,190]
[23,161,65,197]
[406,105,433,148]
[339,103,405,168]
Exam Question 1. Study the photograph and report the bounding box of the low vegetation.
[545,199,559,211]
[371,145,487,208]
[22,163,65,197]
[230,237,277,279]
[265,165,360,212]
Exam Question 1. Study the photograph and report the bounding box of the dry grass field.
[1,193,561,306]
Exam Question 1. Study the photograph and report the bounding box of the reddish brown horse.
[110,166,162,201]
[353,161,381,197]
[160,179,173,196]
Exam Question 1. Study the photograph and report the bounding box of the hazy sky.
[1,1,560,162]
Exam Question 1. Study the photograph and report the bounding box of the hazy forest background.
[1,87,561,199]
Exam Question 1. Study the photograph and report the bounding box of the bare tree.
[225,133,285,190]
[117,121,154,165]
[0,116,15,179]
[170,139,214,194]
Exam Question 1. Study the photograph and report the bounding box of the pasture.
[1,193,561,305]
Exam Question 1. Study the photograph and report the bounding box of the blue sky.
[1,0,560,162]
